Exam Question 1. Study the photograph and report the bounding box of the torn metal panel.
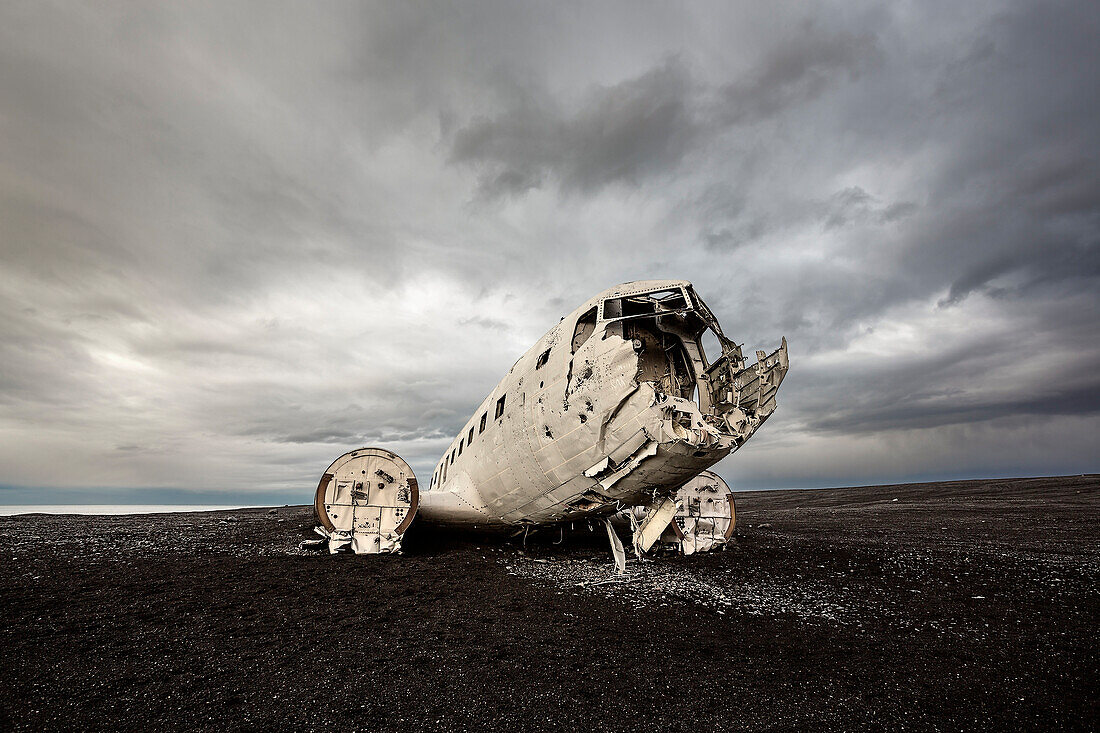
[603,517,627,575]
[635,495,680,552]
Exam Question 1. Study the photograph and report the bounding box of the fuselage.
[418,280,788,528]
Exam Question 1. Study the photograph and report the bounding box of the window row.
[431,393,507,488]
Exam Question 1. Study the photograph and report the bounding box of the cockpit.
[592,284,750,419]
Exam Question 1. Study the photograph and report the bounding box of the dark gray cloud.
[447,23,883,199]
[716,25,881,125]
[0,1,1097,502]
[449,57,701,197]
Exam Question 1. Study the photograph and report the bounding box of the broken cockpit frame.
[596,283,788,455]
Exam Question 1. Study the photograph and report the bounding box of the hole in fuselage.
[625,320,695,401]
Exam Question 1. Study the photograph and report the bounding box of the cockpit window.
[602,288,690,321]
[571,307,597,353]
[700,327,722,366]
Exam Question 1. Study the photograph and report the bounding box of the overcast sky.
[1,1,1097,504]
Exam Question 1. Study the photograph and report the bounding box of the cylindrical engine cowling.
[314,447,418,554]
[670,470,735,554]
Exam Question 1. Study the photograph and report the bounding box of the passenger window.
[468,426,475,445]
[535,348,551,369]
[458,439,463,456]
[479,412,487,433]
[495,394,506,419]
[602,290,686,320]
[572,307,597,353]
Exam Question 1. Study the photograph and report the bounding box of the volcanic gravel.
[1,475,1096,731]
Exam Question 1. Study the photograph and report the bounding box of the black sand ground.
[1,475,1096,732]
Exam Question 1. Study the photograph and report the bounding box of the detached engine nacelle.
[622,470,737,555]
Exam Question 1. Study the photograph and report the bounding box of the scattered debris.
[505,553,853,624]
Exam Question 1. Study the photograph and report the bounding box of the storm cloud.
[0,1,1096,504]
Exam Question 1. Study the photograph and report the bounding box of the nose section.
[702,337,789,441]
[707,338,788,416]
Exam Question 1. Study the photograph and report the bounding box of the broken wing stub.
[314,447,419,554]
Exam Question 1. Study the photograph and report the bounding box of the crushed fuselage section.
[616,469,737,554]
[566,284,788,515]
[413,279,789,534]
[314,448,419,554]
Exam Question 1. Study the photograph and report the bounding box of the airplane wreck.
[313,280,788,564]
